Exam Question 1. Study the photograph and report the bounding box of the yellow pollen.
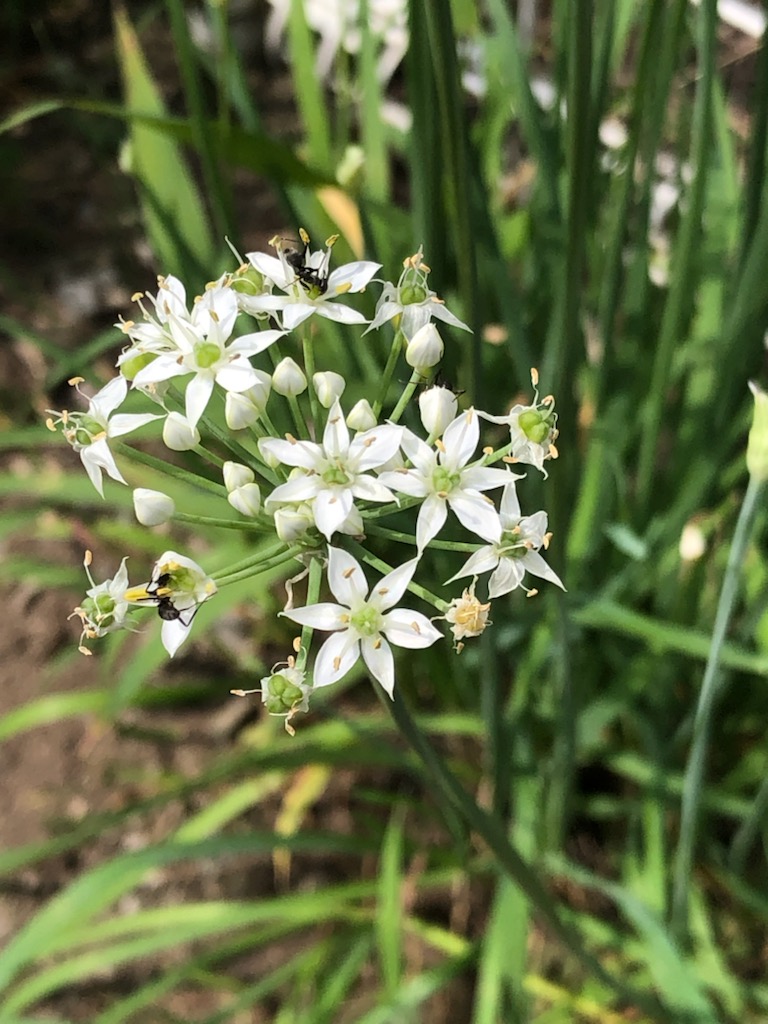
[269,233,281,247]
[526,588,539,599]
[483,446,493,455]
[292,636,302,653]
[45,418,57,432]
[543,533,552,549]
[336,282,352,296]
[325,233,339,247]
[299,227,311,245]
[455,641,465,654]
[84,550,93,567]
[373,637,381,649]
[549,444,559,459]
[436,490,449,499]
[377,586,389,595]
[341,613,350,624]
[68,376,85,386]
[543,394,554,405]
[410,621,421,634]
[131,291,144,302]
[363,436,375,447]
[78,645,93,656]
[210,310,220,323]
[93,430,107,442]
[286,433,297,444]
[502,455,518,463]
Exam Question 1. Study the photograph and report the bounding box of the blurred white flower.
[71,550,132,654]
[133,488,175,526]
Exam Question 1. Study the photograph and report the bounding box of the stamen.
[292,636,302,653]
[68,376,85,386]
[343,567,355,579]
[530,367,539,387]
[333,656,341,670]
[435,439,446,453]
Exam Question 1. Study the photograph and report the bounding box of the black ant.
[145,572,198,626]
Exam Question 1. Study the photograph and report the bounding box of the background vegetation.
[2,0,768,1020]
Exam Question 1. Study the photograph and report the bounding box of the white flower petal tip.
[133,488,175,526]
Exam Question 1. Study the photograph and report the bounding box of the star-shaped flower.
[261,399,402,540]
[283,546,443,697]
[378,408,515,551]
[447,482,565,597]
[46,376,161,497]
[244,232,380,330]
[130,288,284,428]
[365,248,469,339]
[71,550,132,653]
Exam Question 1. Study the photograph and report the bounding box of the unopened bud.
[274,504,315,543]
[313,371,346,408]
[225,371,272,430]
[405,322,444,372]
[419,385,458,437]
[223,461,255,492]
[272,357,307,397]
[228,483,262,517]
[346,399,377,432]
[133,488,175,526]
[163,412,200,451]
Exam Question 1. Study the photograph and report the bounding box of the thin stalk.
[389,369,422,424]
[301,326,322,435]
[729,770,768,875]
[372,329,406,420]
[364,522,477,553]
[113,442,227,497]
[214,546,304,588]
[296,556,323,673]
[636,0,718,513]
[671,473,766,941]
[172,511,272,533]
[211,540,290,579]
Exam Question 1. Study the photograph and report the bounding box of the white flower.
[71,550,132,653]
[133,488,175,526]
[163,411,201,451]
[261,399,402,540]
[231,658,311,735]
[274,504,316,543]
[313,370,346,408]
[131,288,284,429]
[378,408,513,551]
[124,550,217,657]
[346,399,377,432]
[366,248,469,339]
[245,233,380,330]
[46,376,161,497]
[479,380,558,475]
[228,483,262,517]
[283,547,442,697]
[447,483,565,598]
[405,322,444,371]
[272,357,308,397]
[418,385,458,437]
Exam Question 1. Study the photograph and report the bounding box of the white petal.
[89,376,128,421]
[361,636,395,698]
[215,360,259,394]
[185,373,215,428]
[108,412,162,438]
[349,424,403,471]
[281,304,317,330]
[326,546,368,607]
[80,451,105,496]
[313,631,360,687]
[259,437,324,470]
[429,302,471,332]
[313,487,353,540]
[314,303,368,325]
[461,466,515,492]
[442,408,479,469]
[283,601,348,631]
[500,481,522,521]
[370,558,418,611]
[400,429,435,474]
[350,476,398,504]
[445,546,499,584]
[377,469,428,498]
[488,559,524,598]
[227,329,285,356]
[82,437,126,489]
[381,609,443,649]
[364,299,401,333]
[322,399,350,458]
[450,492,502,543]
[161,617,192,657]
[416,494,448,551]
[522,551,566,590]
[133,355,189,385]
[266,475,322,505]
[327,260,381,294]
[247,252,291,288]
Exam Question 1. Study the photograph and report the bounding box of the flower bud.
[274,504,315,543]
[747,382,768,483]
[272,357,307,397]
[224,371,271,430]
[228,482,262,517]
[419,385,458,437]
[257,437,281,470]
[133,488,175,526]
[313,371,346,408]
[346,399,377,432]
[405,322,444,371]
[223,461,255,492]
[163,412,200,452]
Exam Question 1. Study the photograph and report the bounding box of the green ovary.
[73,415,103,445]
[517,409,551,444]
[193,341,221,369]
[322,464,351,487]
[400,283,428,305]
[82,594,116,625]
[350,604,383,638]
[432,466,459,494]
[265,674,303,713]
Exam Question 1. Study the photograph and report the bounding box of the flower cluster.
[53,232,563,730]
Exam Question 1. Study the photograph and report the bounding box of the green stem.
[389,369,423,424]
[214,546,304,588]
[373,329,406,420]
[211,540,290,580]
[671,473,765,941]
[295,556,323,673]
[301,326,322,436]
[364,522,477,553]
[191,443,224,469]
[382,690,670,1020]
[113,443,227,498]
[172,511,272,533]
[729,770,768,875]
